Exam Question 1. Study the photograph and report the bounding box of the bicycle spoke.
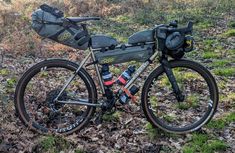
[148,66,212,129]
[23,66,91,132]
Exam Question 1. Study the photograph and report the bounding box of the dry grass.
[0,0,234,57]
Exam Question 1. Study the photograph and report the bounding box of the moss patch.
[75,149,85,153]
[182,133,228,153]
[39,135,71,152]
[145,122,158,140]
[0,69,9,76]
[213,68,235,77]
[228,21,235,28]
[222,29,235,37]
[209,60,230,67]
[202,52,220,59]
[206,112,235,129]
[102,111,121,122]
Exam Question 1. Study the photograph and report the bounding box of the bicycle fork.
[161,58,185,102]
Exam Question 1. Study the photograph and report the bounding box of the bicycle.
[14,4,218,135]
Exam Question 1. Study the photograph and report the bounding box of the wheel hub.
[46,89,67,112]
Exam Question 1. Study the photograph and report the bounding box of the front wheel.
[14,59,97,134]
[141,59,218,134]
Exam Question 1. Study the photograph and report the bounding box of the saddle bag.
[31,4,89,50]
[95,44,154,64]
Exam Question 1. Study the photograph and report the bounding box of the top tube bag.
[31,4,89,50]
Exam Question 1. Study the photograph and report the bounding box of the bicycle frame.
[55,47,160,107]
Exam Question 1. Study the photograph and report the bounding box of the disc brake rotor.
[46,89,67,112]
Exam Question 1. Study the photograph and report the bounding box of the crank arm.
[57,100,102,107]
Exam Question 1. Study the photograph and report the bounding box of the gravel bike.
[14,4,218,134]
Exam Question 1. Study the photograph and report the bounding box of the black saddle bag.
[31,4,90,50]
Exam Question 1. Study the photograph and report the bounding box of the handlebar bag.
[31,4,89,50]
[155,24,194,59]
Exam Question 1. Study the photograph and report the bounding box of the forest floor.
[0,1,235,153]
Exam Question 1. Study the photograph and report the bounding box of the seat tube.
[90,48,105,94]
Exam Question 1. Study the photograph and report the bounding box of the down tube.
[124,51,159,89]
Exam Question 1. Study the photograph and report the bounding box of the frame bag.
[31,4,89,50]
[95,44,154,64]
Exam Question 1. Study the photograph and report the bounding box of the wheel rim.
[20,65,92,133]
[146,66,214,131]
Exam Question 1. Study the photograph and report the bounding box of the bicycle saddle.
[66,17,100,23]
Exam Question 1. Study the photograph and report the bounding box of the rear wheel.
[14,59,97,134]
[141,59,218,134]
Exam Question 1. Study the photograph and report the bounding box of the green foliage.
[182,72,201,80]
[182,146,194,153]
[227,49,235,55]
[40,135,71,153]
[6,78,17,88]
[39,71,49,77]
[186,94,199,108]
[206,112,235,129]
[110,66,122,74]
[213,68,235,77]
[182,133,228,153]
[160,77,171,87]
[75,149,85,153]
[0,69,9,76]
[177,103,190,110]
[206,140,228,152]
[206,119,226,129]
[203,39,217,48]
[222,29,235,37]
[102,111,121,122]
[228,21,235,28]
[163,114,175,122]
[202,52,220,59]
[196,21,213,29]
[225,112,235,123]
[145,122,158,140]
[40,136,55,152]
[111,15,131,23]
[0,1,234,153]
[217,80,227,89]
[220,93,235,104]
[150,96,158,104]
[176,94,199,110]
[209,59,230,67]
[132,9,153,25]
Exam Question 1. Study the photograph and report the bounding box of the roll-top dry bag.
[32,4,89,50]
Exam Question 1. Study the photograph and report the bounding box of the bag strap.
[35,10,63,26]
[40,4,64,18]
[48,28,66,40]
[77,36,90,46]
[74,31,88,40]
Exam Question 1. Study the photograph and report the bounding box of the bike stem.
[161,57,185,102]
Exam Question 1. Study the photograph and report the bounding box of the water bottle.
[119,85,139,104]
[116,66,136,85]
[101,64,114,87]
